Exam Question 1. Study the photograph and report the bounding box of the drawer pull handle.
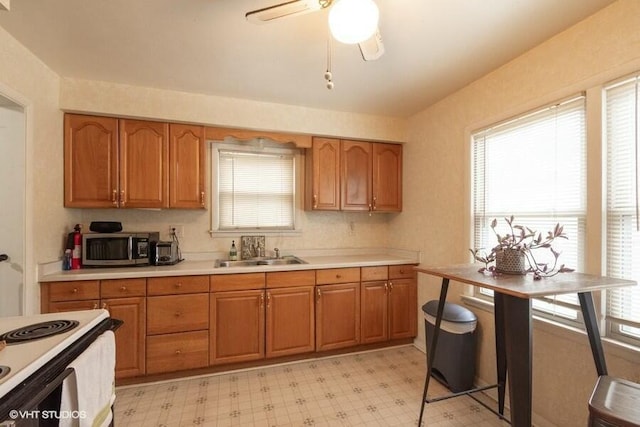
[72,288,78,293]
[336,274,342,279]
[175,283,182,288]
[200,191,205,207]
[399,269,405,274]
[102,302,108,310]
[389,282,393,291]
[384,282,388,291]
[175,349,182,355]
[112,189,118,206]
[120,190,126,207]
[120,286,127,291]
[92,302,99,309]
[316,288,321,301]
[174,312,182,317]
[313,194,318,209]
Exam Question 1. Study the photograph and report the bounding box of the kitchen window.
[604,74,640,346]
[210,140,301,233]
[471,95,587,326]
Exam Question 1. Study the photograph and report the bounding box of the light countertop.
[39,248,420,282]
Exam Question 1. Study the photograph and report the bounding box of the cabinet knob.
[336,274,342,279]
[120,286,127,292]
[72,288,78,293]
[174,311,182,317]
[399,269,405,274]
[175,283,182,289]
[175,349,182,355]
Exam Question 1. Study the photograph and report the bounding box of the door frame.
[0,80,34,315]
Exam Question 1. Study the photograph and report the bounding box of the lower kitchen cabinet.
[388,278,417,339]
[146,330,209,374]
[266,286,315,358]
[210,289,265,365]
[315,282,361,351]
[360,280,389,344]
[102,296,146,378]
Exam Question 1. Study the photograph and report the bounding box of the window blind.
[217,149,295,230]
[605,75,640,342]
[471,96,587,323]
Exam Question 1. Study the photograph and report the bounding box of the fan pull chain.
[324,34,334,89]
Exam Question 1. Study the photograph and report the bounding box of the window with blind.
[604,75,640,345]
[211,143,297,231]
[471,95,587,325]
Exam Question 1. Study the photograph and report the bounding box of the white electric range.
[0,309,112,409]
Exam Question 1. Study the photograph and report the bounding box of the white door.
[0,95,25,317]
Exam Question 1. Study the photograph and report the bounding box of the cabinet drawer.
[49,300,100,312]
[101,278,146,298]
[389,264,416,279]
[147,275,209,296]
[146,330,209,374]
[316,268,360,285]
[266,270,315,288]
[48,281,100,302]
[211,273,265,292]
[147,294,209,335]
[361,266,388,282]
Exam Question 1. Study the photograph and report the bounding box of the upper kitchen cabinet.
[169,124,206,209]
[305,138,403,212]
[64,114,119,208]
[305,137,341,211]
[342,141,402,212]
[64,114,205,209]
[119,119,169,208]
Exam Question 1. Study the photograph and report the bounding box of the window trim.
[209,140,304,236]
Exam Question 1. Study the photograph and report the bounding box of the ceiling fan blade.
[358,27,384,61]
[246,0,323,23]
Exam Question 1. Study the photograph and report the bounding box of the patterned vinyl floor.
[114,345,508,426]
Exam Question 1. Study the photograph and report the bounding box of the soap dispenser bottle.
[229,240,238,261]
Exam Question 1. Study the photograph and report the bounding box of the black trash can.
[422,300,478,393]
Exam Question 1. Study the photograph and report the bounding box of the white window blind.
[605,75,640,344]
[471,96,587,323]
[217,148,295,230]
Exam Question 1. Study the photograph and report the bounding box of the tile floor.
[115,345,508,426]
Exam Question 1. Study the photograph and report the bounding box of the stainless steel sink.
[214,256,306,268]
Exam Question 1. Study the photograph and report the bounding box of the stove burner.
[0,320,79,344]
[0,366,9,381]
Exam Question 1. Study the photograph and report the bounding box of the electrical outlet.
[169,225,184,238]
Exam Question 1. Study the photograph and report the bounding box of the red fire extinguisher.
[71,224,82,270]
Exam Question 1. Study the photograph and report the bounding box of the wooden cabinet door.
[103,296,146,379]
[64,114,119,208]
[306,137,340,210]
[316,283,360,351]
[372,143,402,212]
[119,119,169,208]
[341,140,372,211]
[266,286,315,358]
[388,278,417,339]
[169,124,206,209]
[210,289,265,365]
[361,281,389,344]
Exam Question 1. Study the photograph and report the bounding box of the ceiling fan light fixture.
[328,0,379,44]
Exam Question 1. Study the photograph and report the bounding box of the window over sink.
[209,139,302,234]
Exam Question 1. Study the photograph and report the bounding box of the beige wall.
[0,25,65,314]
[397,0,640,425]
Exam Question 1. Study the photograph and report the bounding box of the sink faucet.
[274,248,280,259]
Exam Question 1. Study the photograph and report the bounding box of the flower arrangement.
[469,216,574,279]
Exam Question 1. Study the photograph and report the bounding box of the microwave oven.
[82,232,160,267]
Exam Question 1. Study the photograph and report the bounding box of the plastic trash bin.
[422,300,478,393]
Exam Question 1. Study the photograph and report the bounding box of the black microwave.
[82,232,160,267]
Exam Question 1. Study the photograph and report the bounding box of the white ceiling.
[0,0,615,117]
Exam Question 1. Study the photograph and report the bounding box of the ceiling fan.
[245,0,385,62]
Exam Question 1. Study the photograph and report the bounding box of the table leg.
[493,293,507,415]
[578,292,608,376]
[503,294,532,427]
[418,277,449,426]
